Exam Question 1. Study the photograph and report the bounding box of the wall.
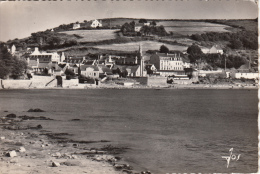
[172,79,194,84]
[147,76,167,87]
[198,70,223,74]
[2,76,57,89]
[2,80,32,89]
[131,77,148,85]
[63,79,79,88]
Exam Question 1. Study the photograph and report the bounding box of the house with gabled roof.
[209,45,223,54]
[112,65,143,77]
[201,45,223,55]
[91,19,102,28]
[80,65,99,78]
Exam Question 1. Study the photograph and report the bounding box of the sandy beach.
[0,111,146,174]
[0,79,258,90]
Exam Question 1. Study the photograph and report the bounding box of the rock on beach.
[52,161,61,167]
[6,150,17,158]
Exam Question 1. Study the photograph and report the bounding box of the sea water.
[0,89,258,173]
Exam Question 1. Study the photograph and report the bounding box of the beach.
[0,112,141,174]
[0,78,258,90]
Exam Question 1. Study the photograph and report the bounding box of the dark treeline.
[190,53,247,70]
[191,31,258,50]
[187,44,247,70]
[6,30,79,51]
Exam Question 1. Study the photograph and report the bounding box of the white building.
[235,73,259,79]
[149,52,187,76]
[73,23,81,30]
[30,47,60,62]
[150,53,184,71]
[27,47,61,73]
[91,19,102,28]
[10,45,16,55]
[201,45,224,55]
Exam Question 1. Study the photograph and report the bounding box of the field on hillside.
[212,20,258,32]
[93,41,188,52]
[59,29,118,42]
[156,21,230,35]
[101,19,231,35]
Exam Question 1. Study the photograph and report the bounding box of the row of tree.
[120,21,167,36]
[191,31,258,50]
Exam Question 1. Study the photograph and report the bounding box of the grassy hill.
[4,18,257,59]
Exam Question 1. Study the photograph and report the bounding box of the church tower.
[137,44,144,77]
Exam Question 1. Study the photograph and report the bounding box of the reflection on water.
[0,89,258,173]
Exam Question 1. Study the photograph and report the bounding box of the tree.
[139,19,147,23]
[157,25,167,36]
[10,57,27,79]
[120,70,128,78]
[0,43,27,79]
[65,68,75,76]
[159,45,169,53]
[151,21,157,26]
[187,44,203,55]
[187,44,203,63]
[229,39,243,49]
[140,25,151,36]
[130,21,135,27]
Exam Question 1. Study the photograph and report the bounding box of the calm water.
[0,89,258,173]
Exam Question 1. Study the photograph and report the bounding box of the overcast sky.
[0,0,258,42]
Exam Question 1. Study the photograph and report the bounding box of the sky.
[0,0,258,42]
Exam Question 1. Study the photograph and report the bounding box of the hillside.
[4,18,257,62]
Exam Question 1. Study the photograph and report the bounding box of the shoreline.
[0,112,145,174]
[0,84,258,90]
[1,78,258,90]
